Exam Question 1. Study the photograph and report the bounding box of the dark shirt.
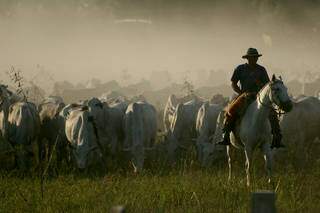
[231,63,270,94]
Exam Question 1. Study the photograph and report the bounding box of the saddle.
[225,93,256,119]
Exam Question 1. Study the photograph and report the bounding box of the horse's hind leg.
[244,147,253,187]
[262,142,273,184]
[227,145,232,181]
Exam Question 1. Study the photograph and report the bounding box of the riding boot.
[271,132,285,149]
[217,113,235,146]
[269,110,285,149]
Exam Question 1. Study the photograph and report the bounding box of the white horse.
[214,75,293,186]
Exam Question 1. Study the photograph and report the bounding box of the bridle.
[257,82,286,116]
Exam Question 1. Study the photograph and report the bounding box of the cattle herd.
[0,82,320,179]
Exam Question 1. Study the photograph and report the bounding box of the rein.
[257,83,286,116]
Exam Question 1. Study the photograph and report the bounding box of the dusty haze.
[1,0,320,88]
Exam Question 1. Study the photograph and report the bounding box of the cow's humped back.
[59,103,86,119]
[65,109,97,168]
[0,97,11,139]
[39,101,65,122]
[170,103,184,138]
[164,95,178,117]
[196,102,209,135]
[124,102,144,149]
[167,94,178,108]
[41,96,64,105]
[7,102,40,145]
[125,102,157,148]
[196,102,223,140]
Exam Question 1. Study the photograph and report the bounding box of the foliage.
[0,150,319,212]
[182,80,195,96]
[6,66,28,101]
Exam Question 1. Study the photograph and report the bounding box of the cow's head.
[73,142,104,169]
[123,144,145,173]
[87,97,107,128]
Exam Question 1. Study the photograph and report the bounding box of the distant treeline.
[1,0,320,22]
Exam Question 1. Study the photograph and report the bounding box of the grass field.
[1,153,320,213]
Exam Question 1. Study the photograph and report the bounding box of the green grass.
[1,158,320,213]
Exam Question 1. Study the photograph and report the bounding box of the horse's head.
[269,75,293,112]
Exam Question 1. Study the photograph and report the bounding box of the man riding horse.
[218,48,285,149]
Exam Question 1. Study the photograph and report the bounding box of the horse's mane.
[257,79,283,97]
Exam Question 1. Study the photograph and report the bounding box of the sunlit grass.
[1,154,319,213]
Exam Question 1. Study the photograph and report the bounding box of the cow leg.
[297,132,306,167]
[244,147,253,187]
[56,139,63,169]
[262,142,273,184]
[227,145,232,181]
[47,141,53,161]
[25,143,34,171]
[167,141,178,164]
[56,137,69,172]
[110,136,118,156]
[37,136,46,164]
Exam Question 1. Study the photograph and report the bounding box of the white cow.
[166,98,203,162]
[0,85,40,170]
[87,97,126,156]
[123,101,157,173]
[163,94,204,133]
[196,102,226,167]
[64,107,104,169]
[38,96,66,164]
[279,96,320,164]
[100,91,126,103]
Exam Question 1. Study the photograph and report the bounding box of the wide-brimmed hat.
[242,48,262,59]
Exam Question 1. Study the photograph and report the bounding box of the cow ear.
[272,74,276,82]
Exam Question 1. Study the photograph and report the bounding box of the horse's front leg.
[245,147,253,187]
[262,142,273,184]
[227,145,232,181]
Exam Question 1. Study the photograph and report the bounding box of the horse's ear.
[271,74,276,82]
